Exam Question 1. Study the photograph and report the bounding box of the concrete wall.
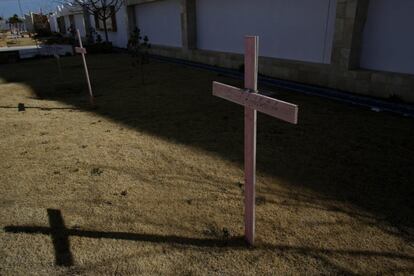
[140,0,414,103]
[360,0,414,75]
[134,0,182,47]
[196,0,337,64]
[124,0,414,102]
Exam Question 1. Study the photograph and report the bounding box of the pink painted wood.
[244,36,258,92]
[244,36,258,246]
[212,82,298,124]
[212,36,298,246]
[53,52,62,79]
[75,47,87,54]
[76,29,94,106]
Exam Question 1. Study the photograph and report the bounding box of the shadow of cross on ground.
[4,209,414,271]
[6,209,74,266]
[3,209,246,267]
[0,105,81,111]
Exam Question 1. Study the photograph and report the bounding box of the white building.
[89,5,129,47]
[0,18,8,31]
[51,5,86,37]
[24,14,34,33]
[48,12,59,33]
[48,3,128,48]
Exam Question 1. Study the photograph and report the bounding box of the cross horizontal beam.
[4,226,243,248]
[213,81,298,124]
[75,47,87,54]
[6,226,413,259]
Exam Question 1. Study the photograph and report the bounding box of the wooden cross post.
[54,54,62,79]
[75,29,94,106]
[213,36,299,245]
[54,45,62,80]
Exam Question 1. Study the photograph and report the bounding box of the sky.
[0,0,57,19]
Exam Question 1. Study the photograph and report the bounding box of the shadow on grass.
[0,54,413,241]
[4,209,414,270]
[3,209,244,267]
[0,105,81,111]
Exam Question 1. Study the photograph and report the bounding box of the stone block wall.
[127,0,414,103]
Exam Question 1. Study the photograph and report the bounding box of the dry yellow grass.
[0,33,39,48]
[0,54,413,275]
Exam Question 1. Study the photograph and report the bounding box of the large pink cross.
[212,36,299,245]
[75,29,94,106]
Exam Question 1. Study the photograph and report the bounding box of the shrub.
[43,33,75,45]
[127,27,151,66]
[86,42,113,54]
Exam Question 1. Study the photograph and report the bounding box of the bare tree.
[60,0,124,42]
[7,14,23,34]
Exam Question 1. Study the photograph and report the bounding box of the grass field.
[0,54,413,275]
[0,33,39,48]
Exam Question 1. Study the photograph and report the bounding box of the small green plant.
[96,34,102,43]
[388,93,403,103]
[127,27,151,84]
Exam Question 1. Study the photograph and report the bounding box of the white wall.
[48,15,59,33]
[64,16,71,34]
[135,0,182,48]
[24,14,34,32]
[0,20,8,31]
[90,5,129,48]
[196,0,337,64]
[74,14,86,37]
[360,0,414,75]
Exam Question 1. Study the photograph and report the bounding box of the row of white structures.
[0,18,8,31]
[48,0,414,76]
